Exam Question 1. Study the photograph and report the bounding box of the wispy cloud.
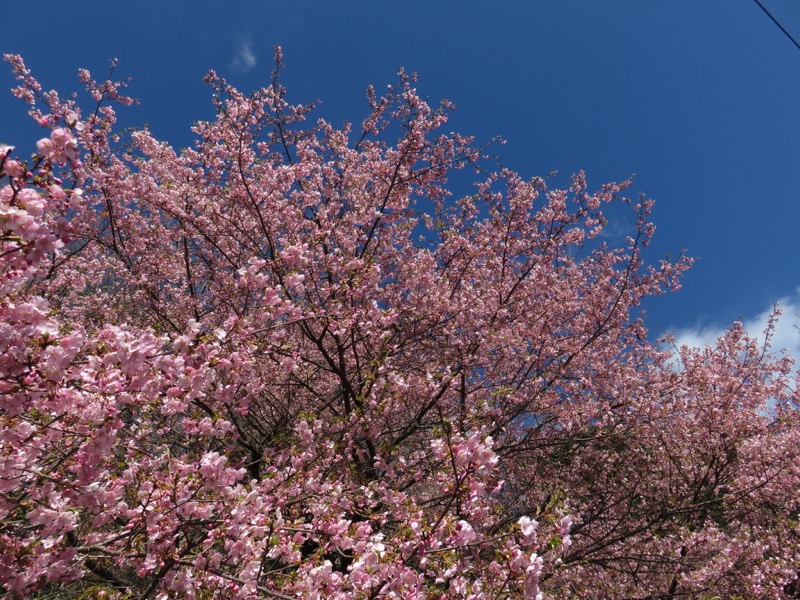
[597,216,632,244]
[232,38,257,72]
[669,288,800,359]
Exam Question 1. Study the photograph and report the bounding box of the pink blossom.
[0,51,796,600]
[2,159,24,178]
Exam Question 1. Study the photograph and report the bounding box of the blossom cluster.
[1,52,798,598]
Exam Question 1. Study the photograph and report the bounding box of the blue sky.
[3,0,800,352]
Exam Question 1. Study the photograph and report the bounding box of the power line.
[753,0,800,52]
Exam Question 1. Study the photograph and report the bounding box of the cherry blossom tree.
[2,51,798,599]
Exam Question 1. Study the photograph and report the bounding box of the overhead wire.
[752,0,800,52]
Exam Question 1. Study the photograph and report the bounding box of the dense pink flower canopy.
[1,51,799,599]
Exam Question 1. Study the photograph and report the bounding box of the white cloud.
[232,38,257,72]
[597,216,631,244]
[669,288,800,360]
